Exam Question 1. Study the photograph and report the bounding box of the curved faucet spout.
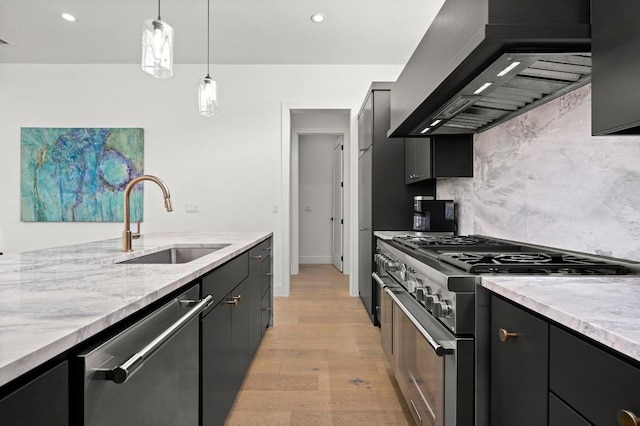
[122,175,172,252]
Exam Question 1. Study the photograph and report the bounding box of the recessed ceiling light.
[310,13,325,23]
[61,13,76,22]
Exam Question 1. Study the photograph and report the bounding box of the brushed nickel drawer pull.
[618,410,640,426]
[498,328,518,342]
[264,272,272,277]
[251,255,262,260]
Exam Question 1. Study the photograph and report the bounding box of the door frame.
[281,102,358,298]
[331,135,344,272]
[292,131,345,274]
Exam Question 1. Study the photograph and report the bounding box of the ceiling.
[0,0,445,65]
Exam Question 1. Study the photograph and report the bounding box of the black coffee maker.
[413,196,456,233]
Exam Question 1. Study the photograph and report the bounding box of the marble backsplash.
[437,84,640,261]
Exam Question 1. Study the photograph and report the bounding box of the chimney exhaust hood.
[388,0,591,137]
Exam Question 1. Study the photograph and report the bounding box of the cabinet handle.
[263,307,272,312]
[264,272,272,277]
[251,255,262,260]
[262,247,272,252]
[498,328,518,342]
[618,410,640,426]
[226,295,242,306]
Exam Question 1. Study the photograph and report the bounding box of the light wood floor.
[225,264,413,425]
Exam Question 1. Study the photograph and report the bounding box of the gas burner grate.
[439,252,630,275]
[392,235,517,250]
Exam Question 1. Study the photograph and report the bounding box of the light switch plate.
[185,203,199,213]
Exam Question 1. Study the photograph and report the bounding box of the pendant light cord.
[157,0,161,20]
[206,0,210,77]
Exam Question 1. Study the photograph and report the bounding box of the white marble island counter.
[481,275,640,364]
[0,231,271,388]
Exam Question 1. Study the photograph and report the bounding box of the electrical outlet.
[272,204,279,213]
[185,203,199,213]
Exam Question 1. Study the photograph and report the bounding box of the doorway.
[297,134,344,272]
[282,105,356,298]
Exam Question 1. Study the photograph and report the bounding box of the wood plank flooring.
[225,264,413,425]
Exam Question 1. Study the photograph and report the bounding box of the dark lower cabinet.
[0,361,68,426]
[201,237,273,426]
[549,393,590,426]
[550,325,640,426]
[201,300,234,426]
[491,295,549,426]
[248,239,272,357]
[491,294,640,426]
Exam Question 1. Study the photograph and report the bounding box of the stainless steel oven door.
[373,272,402,372]
[390,291,474,426]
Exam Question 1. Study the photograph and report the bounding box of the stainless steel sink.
[117,245,229,264]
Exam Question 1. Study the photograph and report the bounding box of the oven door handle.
[95,295,214,384]
[372,272,386,286]
[387,289,454,357]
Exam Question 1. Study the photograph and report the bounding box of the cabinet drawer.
[491,296,549,426]
[549,393,590,426]
[261,258,272,296]
[261,288,271,333]
[249,238,272,262]
[202,253,249,306]
[550,325,640,425]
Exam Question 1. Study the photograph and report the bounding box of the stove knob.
[425,294,440,310]
[433,300,453,318]
[400,263,407,280]
[415,287,428,302]
[406,278,418,293]
[387,260,400,272]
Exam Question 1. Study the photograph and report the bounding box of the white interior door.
[331,136,344,271]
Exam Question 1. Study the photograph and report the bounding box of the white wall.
[298,134,336,263]
[291,110,350,128]
[438,84,640,261]
[0,63,403,296]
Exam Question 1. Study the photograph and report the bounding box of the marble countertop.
[481,276,640,364]
[0,231,271,388]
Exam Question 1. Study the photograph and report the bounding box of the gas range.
[377,234,635,335]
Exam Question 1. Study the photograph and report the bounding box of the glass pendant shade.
[141,18,174,78]
[198,75,219,116]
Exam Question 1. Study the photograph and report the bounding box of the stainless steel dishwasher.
[74,285,212,426]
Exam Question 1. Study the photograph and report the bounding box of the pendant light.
[141,0,174,78]
[198,0,219,116]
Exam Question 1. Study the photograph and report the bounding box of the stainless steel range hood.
[388,0,591,137]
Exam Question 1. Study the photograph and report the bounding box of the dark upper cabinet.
[405,134,473,184]
[592,0,640,135]
[357,82,436,324]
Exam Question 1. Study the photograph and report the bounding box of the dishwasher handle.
[96,295,213,384]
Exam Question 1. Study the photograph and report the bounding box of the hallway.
[225,265,412,425]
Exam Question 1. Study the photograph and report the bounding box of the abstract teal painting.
[21,128,144,222]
